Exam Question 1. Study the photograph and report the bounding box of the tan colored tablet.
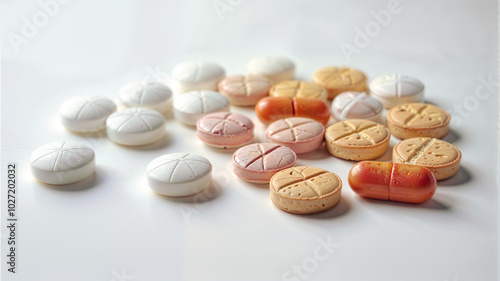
[386,103,450,139]
[312,67,367,99]
[269,80,328,102]
[325,119,390,160]
[392,137,461,180]
[270,166,342,214]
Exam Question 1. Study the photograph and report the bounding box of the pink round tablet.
[266,117,325,154]
[232,143,297,184]
[218,75,272,106]
[196,112,254,148]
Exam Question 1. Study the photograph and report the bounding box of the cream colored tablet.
[325,119,390,160]
[269,80,328,102]
[312,66,367,99]
[270,166,342,214]
[386,103,450,139]
[392,137,461,180]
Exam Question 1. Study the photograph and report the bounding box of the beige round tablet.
[312,67,367,99]
[270,166,342,214]
[392,137,461,180]
[325,119,390,160]
[269,80,328,102]
[386,103,450,139]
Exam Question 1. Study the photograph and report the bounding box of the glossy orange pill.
[348,161,437,204]
[255,96,331,125]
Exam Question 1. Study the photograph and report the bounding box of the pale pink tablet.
[196,112,254,148]
[266,117,325,154]
[232,143,297,184]
[218,75,272,106]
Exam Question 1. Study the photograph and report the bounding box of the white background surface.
[1,1,499,280]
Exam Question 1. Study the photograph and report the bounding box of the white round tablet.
[119,79,173,114]
[59,95,117,132]
[246,56,295,84]
[173,90,230,126]
[147,153,212,197]
[171,61,225,93]
[331,91,383,123]
[369,74,425,108]
[30,142,95,185]
[106,107,165,146]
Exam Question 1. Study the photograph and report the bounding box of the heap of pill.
[33,55,461,216]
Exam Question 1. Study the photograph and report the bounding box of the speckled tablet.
[197,112,254,148]
[392,137,461,180]
[369,74,424,108]
[325,119,390,160]
[331,91,383,123]
[266,117,325,154]
[59,95,117,133]
[218,75,272,106]
[386,103,450,139]
[171,61,225,93]
[173,90,230,126]
[119,80,173,114]
[30,142,95,185]
[246,56,295,84]
[270,166,342,214]
[147,153,212,197]
[232,143,297,184]
[106,107,166,146]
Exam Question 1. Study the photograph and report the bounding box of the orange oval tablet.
[348,161,437,204]
[255,96,330,125]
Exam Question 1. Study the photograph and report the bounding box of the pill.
[325,119,390,160]
[119,79,172,114]
[369,74,424,108]
[246,56,295,84]
[348,161,437,203]
[30,142,95,185]
[106,107,166,146]
[59,95,117,133]
[171,61,225,93]
[147,153,212,197]
[266,117,324,154]
[392,137,461,180]
[173,90,230,126]
[270,166,342,214]
[255,96,330,125]
[232,143,297,184]
[196,112,254,148]
[312,66,367,99]
[386,103,450,139]
[269,80,328,102]
[218,75,272,106]
[331,91,383,123]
